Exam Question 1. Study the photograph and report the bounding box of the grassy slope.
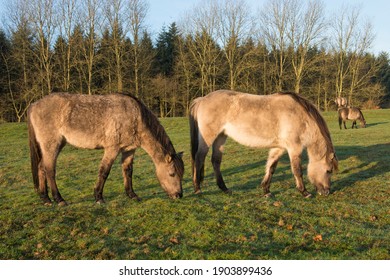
[0,110,389,260]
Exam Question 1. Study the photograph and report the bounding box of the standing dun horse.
[338,107,366,129]
[28,93,184,206]
[335,97,347,108]
[190,90,338,198]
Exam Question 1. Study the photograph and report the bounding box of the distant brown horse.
[190,90,338,198]
[28,93,184,205]
[338,107,366,129]
[335,97,347,108]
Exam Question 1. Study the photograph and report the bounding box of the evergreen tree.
[155,22,179,77]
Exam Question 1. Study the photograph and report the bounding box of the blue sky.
[0,0,388,54]
[147,0,390,55]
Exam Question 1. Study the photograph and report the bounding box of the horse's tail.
[189,98,201,177]
[27,110,41,192]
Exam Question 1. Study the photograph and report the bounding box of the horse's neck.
[306,131,328,162]
[140,130,167,164]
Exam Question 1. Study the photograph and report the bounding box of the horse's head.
[307,152,338,196]
[155,152,184,199]
[360,119,366,128]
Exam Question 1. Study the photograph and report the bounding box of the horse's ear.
[165,154,172,163]
[330,153,339,172]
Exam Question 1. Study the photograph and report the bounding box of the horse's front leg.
[289,151,311,198]
[261,148,285,197]
[94,149,118,203]
[121,150,140,201]
[211,134,230,194]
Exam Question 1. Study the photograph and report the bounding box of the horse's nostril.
[171,192,182,199]
[321,189,330,196]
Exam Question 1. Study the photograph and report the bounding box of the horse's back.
[348,107,363,119]
[29,93,140,149]
[193,90,312,148]
[338,107,362,120]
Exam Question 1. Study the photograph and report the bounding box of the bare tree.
[58,0,79,91]
[4,0,39,121]
[287,0,326,93]
[259,0,290,91]
[79,0,102,95]
[28,0,58,95]
[127,0,149,98]
[330,4,375,104]
[103,0,126,92]
[216,0,255,90]
[179,0,220,96]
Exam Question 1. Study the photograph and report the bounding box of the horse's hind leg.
[211,133,230,194]
[41,142,67,206]
[193,138,209,194]
[37,161,51,205]
[261,148,285,197]
[288,149,311,198]
[94,148,118,203]
[121,150,140,201]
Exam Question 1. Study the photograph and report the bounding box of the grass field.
[0,109,389,260]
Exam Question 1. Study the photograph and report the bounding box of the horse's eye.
[169,172,176,177]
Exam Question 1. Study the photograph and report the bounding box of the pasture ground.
[0,110,389,260]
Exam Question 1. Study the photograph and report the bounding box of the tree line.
[0,0,389,122]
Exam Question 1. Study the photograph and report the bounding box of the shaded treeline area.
[0,0,390,122]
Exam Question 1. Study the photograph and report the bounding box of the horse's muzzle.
[170,192,183,199]
[318,188,330,196]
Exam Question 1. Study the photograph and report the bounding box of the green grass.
[0,110,389,260]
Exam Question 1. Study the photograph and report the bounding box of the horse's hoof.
[224,189,232,195]
[194,189,202,195]
[263,193,273,198]
[128,193,141,201]
[43,201,53,206]
[58,201,68,207]
[96,199,105,204]
[304,193,312,198]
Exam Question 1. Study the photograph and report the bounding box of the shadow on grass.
[201,154,294,195]
[333,143,390,192]
[199,142,390,197]
[365,122,388,128]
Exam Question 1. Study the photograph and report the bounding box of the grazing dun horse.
[28,93,184,205]
[190,90,338,198]
[338,107,366,129]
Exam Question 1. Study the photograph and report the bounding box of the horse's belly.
[223,123,275,148]
[65,133,104,149]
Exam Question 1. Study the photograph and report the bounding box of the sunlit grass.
[0,110,389,259]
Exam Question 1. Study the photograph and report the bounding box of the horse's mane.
[130,94,184,178]
[358,108,365,121]
[278,92,336,157]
